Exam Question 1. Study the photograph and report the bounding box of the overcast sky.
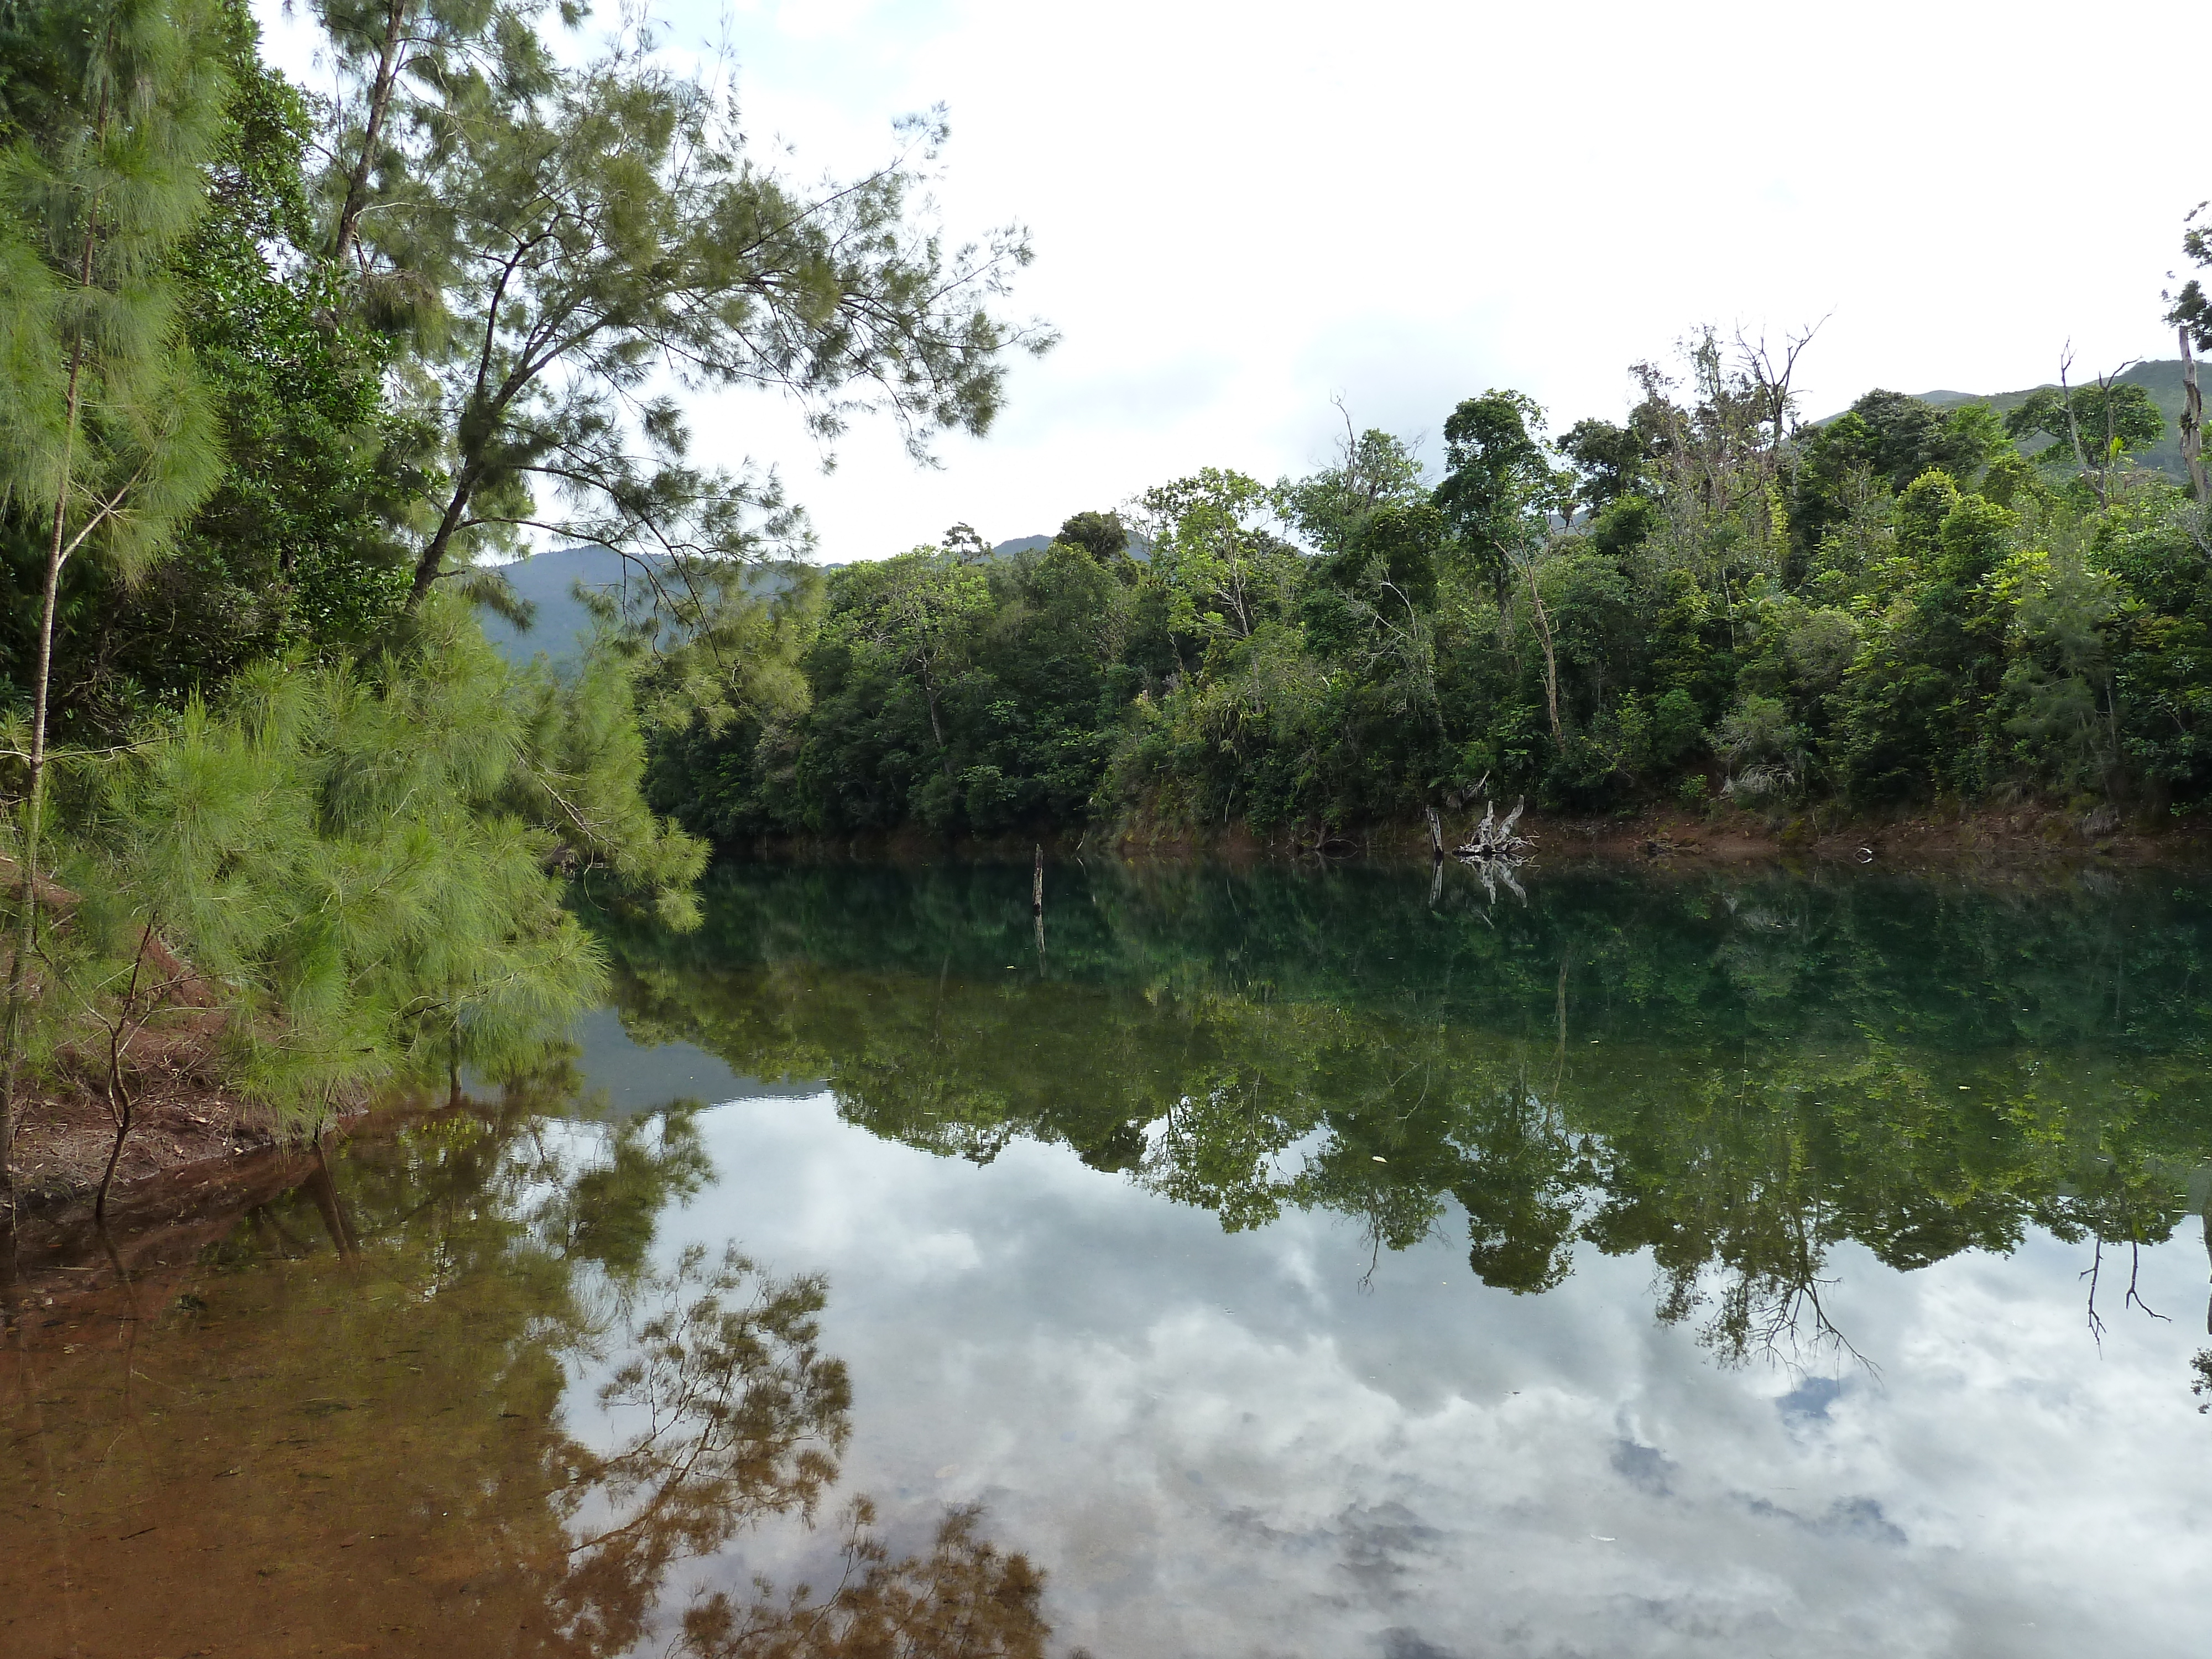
[260,0,2210,561]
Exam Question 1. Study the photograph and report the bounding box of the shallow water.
[7,859,2212,1657]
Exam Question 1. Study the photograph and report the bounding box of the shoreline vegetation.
[12,820,2202,1219]
[7,0,2212,1212]
[0,0,1036,1206]
[742,797,2212,868]
[639,366,2212,863]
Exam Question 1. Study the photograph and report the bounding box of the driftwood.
[1451,797,1533,905]
[1453,797,1531,861]
[1721,764,1794,802]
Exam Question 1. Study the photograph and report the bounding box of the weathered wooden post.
[1032,844,1046,966]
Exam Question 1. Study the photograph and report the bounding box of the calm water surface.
[7,859,2212,1657]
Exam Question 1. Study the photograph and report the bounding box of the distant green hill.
[1907,358,2202,482]
[478,538,1057,668]
[478,545,628,667]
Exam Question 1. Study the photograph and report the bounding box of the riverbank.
[1,1135,341,1315]
[2,1074,372,1231]
[729,799,2212,870]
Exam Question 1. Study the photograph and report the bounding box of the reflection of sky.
[605,1062,2212,1659]
[565,1007,822,1116]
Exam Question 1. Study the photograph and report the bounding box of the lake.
[6,857,2211,1657]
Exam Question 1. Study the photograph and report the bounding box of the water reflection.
[681,1500,1050,1659]
[0,1091,1050,1658]
[7,858,2212,1657]
[589,861,2212,1368]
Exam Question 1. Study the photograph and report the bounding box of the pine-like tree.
[0,0,229,1194]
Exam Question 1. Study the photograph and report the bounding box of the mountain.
[476,536,1060,667]
[1902,358,2201,482]
[476,545,636,668]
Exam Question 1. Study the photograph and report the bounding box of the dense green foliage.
[649,334,2212,845]
[28,598,706,1109]
[0,0,1035,1182]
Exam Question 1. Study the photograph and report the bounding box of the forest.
[647,341,2212,848]
[6,0,2212,1198]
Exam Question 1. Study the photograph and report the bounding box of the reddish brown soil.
[1,1136,333,1316]
[11,1077,264,1212]
[6,1064,368,1231]
[757,801,2212,871]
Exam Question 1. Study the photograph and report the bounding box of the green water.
[7,858,2212,1656]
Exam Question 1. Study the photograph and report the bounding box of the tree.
[72,0,415,702]
[2005,371,2163,504]
[1554,415,1652,515]
[2163,199,2212,354]
[2165,200,2211,502]
[307,0,565,276]
[0,0,231,1192]
[680,1501,1050,1659]
[1432,389,1561,593]
[316,11,1049,621]
[1813,390,2005,495]
[1788,392,2009,572]
[1276,416,1427,558]
[1433,391,1569,745]
[1133,467,1301,648]
[796,549,993,832]
[1054,507,1128,562]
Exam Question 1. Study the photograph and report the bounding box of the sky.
[257,0,2212,562]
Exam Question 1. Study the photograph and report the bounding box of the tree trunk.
[93,918,158,1220]
[332,0,415,269]
[1520,556,1564,750]
[406,472,477,611]
[1031,844,1044,915]
[94,1070,134,1222]
[0,338,88,1199]
[2058,357,2103,507]
[2181,327,2208,506]
[307,1139,358,1260]
[920,656,952,778]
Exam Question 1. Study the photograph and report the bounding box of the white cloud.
[255,0,2209,561]
[625,1086,2212,1657]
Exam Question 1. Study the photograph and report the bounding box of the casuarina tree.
[310,4,1050,631]
[0,0,229,1192]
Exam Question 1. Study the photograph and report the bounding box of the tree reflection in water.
[682,1500,1051,1659]
[588,860,2212,1374]
[553,1244,852,1655]
[0,1081,1053,1659]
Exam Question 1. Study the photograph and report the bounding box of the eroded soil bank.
[4,1079,371,1234]
[750,799,2212,871]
